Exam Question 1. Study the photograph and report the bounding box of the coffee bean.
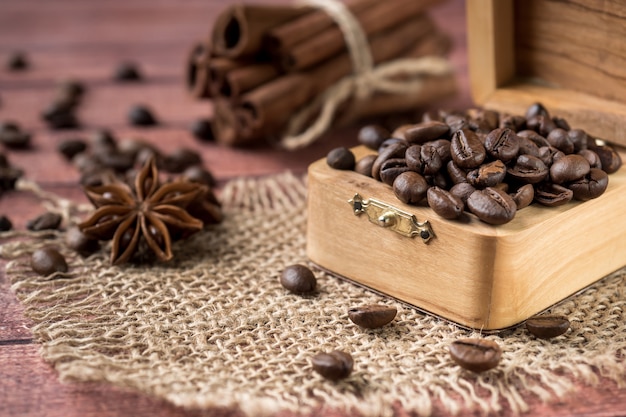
[450,129,486,169]
[525,102,550,120]
[0,121,31,149]
[525,315,570,339]
[467,187,517,225]
[552,116,570,131]
[393,171,428,205]
[182,165,216,187]
[546,128,574,154]
[509,184,534,210]
[113,61,142,81]
[538,145,565,167]
[348,305,397,329]
[550,154,590,184]
[449,338,501,373]
[588,141,622,174]
[41,101,79,129]
[507,154,549,184]
[30,247,68,276]
[446,160,468,184]
[358,125,389,150]
[466,160,506,188]
[163,148,202,173]
[0,214,13,231]
[405,144,442,175]
[427,186,464,219]
[483,128,519,162]
[390,124,413,141]
[467,108,499,132]
[98,151,135,173]
[57,139,87,160]
[568,129,588,152]
[404,121,450,144]
[128,104,157,126]
[578,149,602,170]
[0,154,23,191]
[57,79,85,103]
[428,139,452,163]
[379,158,410,186]
[371,141,408,180]
[377,137,408,154]
[66,226,100,256]
[527,115,557,137]
[26,212,63,231]
[280,264,317,294]
[534,183,573,207]
[568,168,609,201]
[311,350,353,381]
[449,182,476,205]
[326,147,355,170]
[445,114,469,133]
[190,118,215,141]
[6,51,29,71]
[517,130,549,148]
[516,134,542,158]
[354,154,376,177]
[499,114,526,132]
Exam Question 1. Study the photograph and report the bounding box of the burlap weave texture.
[4,173,625,416]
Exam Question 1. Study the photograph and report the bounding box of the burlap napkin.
[3,173,625,416]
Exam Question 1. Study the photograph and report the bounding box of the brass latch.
[349,193,434,243]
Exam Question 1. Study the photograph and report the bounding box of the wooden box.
[306,0,626,330]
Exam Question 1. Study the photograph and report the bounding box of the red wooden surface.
[0,0,624,416]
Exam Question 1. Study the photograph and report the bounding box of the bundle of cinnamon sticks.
[187,0,457,147]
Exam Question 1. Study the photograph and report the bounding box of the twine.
[280,0,454,150]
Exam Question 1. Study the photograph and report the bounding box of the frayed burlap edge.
[3,173,625,417]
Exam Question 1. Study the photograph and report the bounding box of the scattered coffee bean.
[41,101,79,129]
[326,147,355,170]
[0,121,31,149]
[311,350,353,381]
[6,51,28,71]
[393,171,428,205]
[27,212,63,231]
[348,305,397,329]
[113,61,142,81]
[57,139,87,160]
[128,104,157,126]
[190,118,215,141]
[525,102,550,120]
[0,153,24,191]
[182,165,215,187]
[66,226,100,256]
[280,264,317,294]
[354,154,376,177]
[162,148,202,173]
[0,215,13,231]
[358,125,389,150]
[588,141,622,174]
[30,247,68,276]
[449,338,502,373]
[427,186,464,219]
[525,315,570,339]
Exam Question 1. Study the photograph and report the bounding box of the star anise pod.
[78,156,206,264]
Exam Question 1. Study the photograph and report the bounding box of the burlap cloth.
[3,173,625,416]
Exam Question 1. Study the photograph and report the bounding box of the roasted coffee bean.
[427,172,449,189]
[405,144,442,175]
[550,154,590,184]
[546,128,574,154]
[280,264,317,294]
[190,118,214,141]
[534,183,573,207]
[371,141,408,180]
[450,129,486,169]
[428,139,452,163]
[27,212,63,231]
[182,165,216,187]
[30,247,68,276]
[538,146,565,167]
[6,51,28,71]
[66,226,100,256]
[90,129,117,150]
[0,155,23,191]
[427,186,464,219]
[348,305,397,329]
[568,168,609,201]
[527,115,557,137]
[57,139,87,160]
[117,138,154,160]
[445,114,469,133]
[57,79,85,102]
[588,142,622,174]
[568,129,588,152]
[0,121,31,149]
[393,171,428,205]
[493,182,509,193]
[41,101,79,129]
[449,182,476,205]
[113,61,142,81]
[467,187,517,225]
[446,160,468,184]
[379,158,410,186]
[578,149,602,169]
[0,215,13,231]
[525,102,550,119]
[552,116,571,131]
[517,130,549,148]
[467,160,506,188]
[507,154,549,184]
[525,315,570,339]
[499,114,526,132]
[467,108,499,132]
[358,125,389,150]
[354,154,376,177]
[311,350,353,381]
[510,184,534,210]
[449,338,501,373]
[326,147,355,170]
[516,134,541,158]
[377,137,408,154]
[483,128,519,162]
[404,121,450,144]
[163,148,203,173]
[128,104,157,126]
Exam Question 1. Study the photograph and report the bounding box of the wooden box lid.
[467,0,626,147]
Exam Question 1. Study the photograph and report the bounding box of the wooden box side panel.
[306,159,500,329]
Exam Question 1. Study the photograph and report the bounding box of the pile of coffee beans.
[328,103,623,225]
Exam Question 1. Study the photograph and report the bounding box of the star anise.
[78,156,207,264]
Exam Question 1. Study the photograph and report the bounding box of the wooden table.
[0,0,624,416]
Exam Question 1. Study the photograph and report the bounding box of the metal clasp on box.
[349,193,434,243]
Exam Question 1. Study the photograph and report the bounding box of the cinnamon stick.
[236,15,438,141]
[186,41,212,99]
[207,57,249,97]
[276,0,443,71]
[215,64,281,100]
[211,4,311,59]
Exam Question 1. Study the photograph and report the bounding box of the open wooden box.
[306,0,626,330]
